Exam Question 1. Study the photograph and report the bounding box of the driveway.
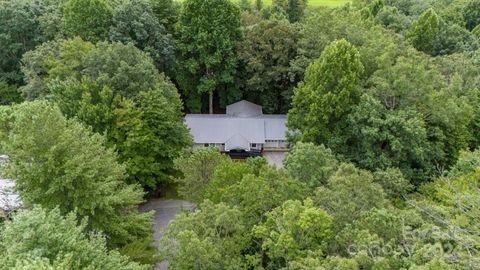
[140,199,195,270]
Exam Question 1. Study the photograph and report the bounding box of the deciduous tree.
[237,18,300,113]
[272,0,308,23]
[176,0,242,113]
[253,198,332,269]
[63,0,113,42]
[464,0,480,30]
[288,39,364,144]
[0,0,46,84]
[284,142,338,189]
[0,81,22,105]
[174,148,227,203]
[0,206,148,270]
[110,0,175,73]
[407,8,440,54]
[314,163,387,229]
[1,101,153,248]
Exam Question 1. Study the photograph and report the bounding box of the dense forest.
[0,0,480,269]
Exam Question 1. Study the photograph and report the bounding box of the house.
[0,155,21,218]
[185,100,288,165]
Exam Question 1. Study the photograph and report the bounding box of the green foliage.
[174,148,228,203]
[284,142,338,189]
[176,0,242,112]
[118,88,192,190]
[294,9,405,79]
[0,101,153,248]
[407,8,440,54]
[473,24,480,38]
[342,93,431,182]
[0,81,22,105]
[314,163,387,229]
[253,198,333,269]
[20,38,163,99]
[18,38,190,191]
[272,0,308,23]
[161,200,249,270]
[149,0,179,33]
[256,0,263,11]
[63,0,113,42]
[373,168,413,200]
[118,236,161,266]
[110,0,175,73]
[433,21,479,56]
[50,78,117,134]
[50,77,191,191]
[447,149,480,176]
[288,39,364,144]
[0,206,148,270]
[464,0,480,30]
[237,18,301,113]
[202,159,308,226]
[368,50,476,181]
[239,0,252,10]
[0,0,46,84]
[81,41,165,98]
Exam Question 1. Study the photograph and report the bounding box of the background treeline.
[0,0,479,269]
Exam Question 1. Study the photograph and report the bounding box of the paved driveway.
[140,199,194,270]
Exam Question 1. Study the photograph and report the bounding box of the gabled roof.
[226,100,263,117]
[185,115,266,144]
[226,133,251,151]
[185,100,288,151]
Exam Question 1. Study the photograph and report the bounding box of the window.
[204,143,209,147]
[251,143,257,148]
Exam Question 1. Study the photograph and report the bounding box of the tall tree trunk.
[209,90,213,114]
[256,0,263,11]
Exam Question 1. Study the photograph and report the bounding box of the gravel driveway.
[140,199,194,270]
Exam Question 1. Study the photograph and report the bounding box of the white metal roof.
[185,101,287,150]
[226,100,263,117]
[0,178,21,211]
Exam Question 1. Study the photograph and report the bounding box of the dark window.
[251,143,257,147]
[204,143,209,147]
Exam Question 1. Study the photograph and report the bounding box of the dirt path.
[140,199,194,270]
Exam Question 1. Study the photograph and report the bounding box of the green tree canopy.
[314,163,388,229]
[0,206,148,270]
[174,148,228,203]
[20,38,191,191]
[0,0,46,84]
[284,142,338,189]
[110,0,175,73]
[237,18,301,113]
[253,198,333,269]
[272,0,308,23]
[161,200,249,269]
[176,0,242,113]
[0,101,153,248]
[464,0,480,30]
[63,0,113,42]
[407,8,440,54]
[473,24,480,38]
[288,39,364,144]
[149,0,179,33]
[117,88,192,190]
[20,38,165,100]
[0,81,22,105]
